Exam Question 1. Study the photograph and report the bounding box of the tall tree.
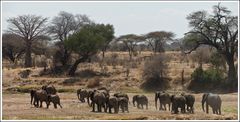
[48,11,92,66]
[117,34,143,60]
[184,4,238,89]
[7,15,48,67]
[65,23,114,76]
[100,24,115,59]
[144,31,175,54]
[2,33,25,64]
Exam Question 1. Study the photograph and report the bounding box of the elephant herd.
[30,85,222,115]
[30,84,62,109]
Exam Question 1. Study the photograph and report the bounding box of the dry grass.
[2,92,238,120]
[2,51,238,120]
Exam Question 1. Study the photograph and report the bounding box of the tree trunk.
[225,54,237,90]
[68,56,88,76]
[61,49,70,66]
[24,41,32,67]
[102,50,105,59]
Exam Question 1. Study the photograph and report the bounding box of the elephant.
[106,96,119,113]
[132,95,148,109]
[47,94,62,109]
[77,88,93,106]
[202,93,222,115]
[42,84,57,95]
[171,95,186,114]
[31,89,50,108]
[118,97,129,113]
[90,90,108,112]
[155,91,171,111]
[181,93,195,113]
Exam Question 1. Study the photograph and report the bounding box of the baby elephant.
[47,94,62,109]
[107,96,119,114]
[132,95,148,109]
[118,97,129,113]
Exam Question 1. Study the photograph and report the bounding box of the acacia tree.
[144,31,175,54]
[100,25,115,59]
[2,33,25,64]
[48,11,92,66]
[184,4,238,88]
[117,34,143,60]
[7,15,48,67]
[65,23,115,76]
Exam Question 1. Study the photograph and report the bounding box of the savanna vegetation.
[2,4,238,120]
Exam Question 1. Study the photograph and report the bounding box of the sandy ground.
[2,92,238,120]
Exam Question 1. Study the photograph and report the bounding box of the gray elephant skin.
[171,95,186,114]
[77,88,93,106]
[181,93,195,113]
[132,95,148,109]
[106,96,119,113]
[155,91,171,111]
[90,90,108,112]
[118,97,129,113]
[30,89,50,108]
[42,84,57,95]
[202,93,222,115]
[48,94,62,109]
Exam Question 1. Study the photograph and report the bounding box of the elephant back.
[42,84,57,95]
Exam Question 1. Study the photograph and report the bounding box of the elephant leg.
[168,104,171,111]
[141,104,143,109]
[212,107,215,114]
[58,103,63,108]
[137,103,140,109]
[40,101,42,108]
[45,101,49,109]
[109,107,112,113]
[92,103,95,112]
[206,103,209,114]
[87,97,90,106]
[219,107,221,115]
[54,103,57,109]
[146,104,148,110]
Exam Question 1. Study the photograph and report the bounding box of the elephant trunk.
[202,94,207,112]
[30,90,35,104]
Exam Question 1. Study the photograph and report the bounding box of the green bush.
[189,67,224,91]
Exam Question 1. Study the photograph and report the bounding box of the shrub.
[140,54,170,91]
[188,66,224,91]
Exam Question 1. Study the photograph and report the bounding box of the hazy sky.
[2,1,238,38]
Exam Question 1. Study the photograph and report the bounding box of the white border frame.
[0,0,239,121]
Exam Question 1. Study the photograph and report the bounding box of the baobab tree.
[48,11,92,66]
[184,4,238,89]
[7,15,48,67]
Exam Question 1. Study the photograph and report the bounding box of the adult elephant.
[171,95,186,114]
[77,88,93,106]
[155,91,171,111]
[202,93,222,115]
[42,84,57,95]
[181,93,195,114]
[132,95,148,109]
[106,96,119,113]
[31,89,49,108]
[90,90,108,112]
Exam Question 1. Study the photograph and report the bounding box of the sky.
[2,1,238,38]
